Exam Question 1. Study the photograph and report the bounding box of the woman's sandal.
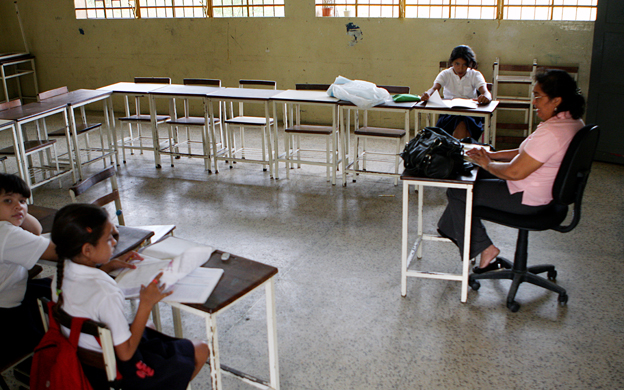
[472,258,503,274]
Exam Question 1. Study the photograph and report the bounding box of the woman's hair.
[51,203,109,304]
[535,69,586,119]
[449,45,478,69]
[0,173,30,198]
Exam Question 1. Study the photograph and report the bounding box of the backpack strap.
[47,301,89,349]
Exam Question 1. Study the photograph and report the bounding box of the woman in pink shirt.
[436,69,586,272]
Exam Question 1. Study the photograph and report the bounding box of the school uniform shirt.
[52,260,132,352]
[507,111,584,206]
[434,67,487,100]
[0,221,50,308]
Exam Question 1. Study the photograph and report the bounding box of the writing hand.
[421,92,430,102]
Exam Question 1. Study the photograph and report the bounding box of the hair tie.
[56,288,62,296]
[86,227,92,233]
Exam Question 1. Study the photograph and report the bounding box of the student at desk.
[0,173,138,360]
[51,204,208,390]
[421,45,492,140]
[437,69,585,272]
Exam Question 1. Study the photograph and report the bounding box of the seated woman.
[436,69,586,272]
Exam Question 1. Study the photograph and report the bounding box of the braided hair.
[51,203,109,306]
[535,69,586,119]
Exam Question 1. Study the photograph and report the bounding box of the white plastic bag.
[327,76,392,109]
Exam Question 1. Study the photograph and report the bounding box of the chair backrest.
[38,297,117,383]
[551,124,600,232]
[134,77,171,84]
[69,166,125,225]
[378,85,410,94]
[0,99,22,111]
[536,65,579,81]
[38,86,69,101]
[239,79,276,89]
[296,83,331,91]
[183,78,221,87]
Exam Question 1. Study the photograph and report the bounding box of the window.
[74,0,284,19]
[315,0,597,20]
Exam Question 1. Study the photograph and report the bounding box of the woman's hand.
[99,251,143,273]
[466,147,492,168]
[139,272,172,307]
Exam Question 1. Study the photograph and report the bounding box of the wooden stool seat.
[0,139,56,155]
[119,114,170,122]
[354,126,406,138]
[285,124,333,135]
[48,122,102,137]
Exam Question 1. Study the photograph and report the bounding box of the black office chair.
[469,124,600,312]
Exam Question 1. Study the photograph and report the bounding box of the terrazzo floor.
[2,115,624,389]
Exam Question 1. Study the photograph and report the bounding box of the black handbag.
[400,127,473,179]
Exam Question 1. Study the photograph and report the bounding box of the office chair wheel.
[548,269,557,281]
[507,301,520,312]
[469,280,480,291]
[558,293,568,305]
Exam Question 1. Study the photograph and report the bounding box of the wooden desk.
[167,250,279,390]
[97,82,171,168]
[270,90,340,183]
[338,100,417,186]
[206,88,284,178]
[400,168,478,303]
[29,205,155,259]
[0,99,74,192]
[36,89,114,180]
[413,100,499,146]
[149,85,223,172]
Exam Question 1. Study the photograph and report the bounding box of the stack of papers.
[115,237,223,303]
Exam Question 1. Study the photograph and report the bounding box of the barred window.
[213,0,285,18]
[503,0,597,21]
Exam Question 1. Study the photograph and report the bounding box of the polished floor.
[3,118,624,389]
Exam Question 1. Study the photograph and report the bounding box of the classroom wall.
[0,0,594,124]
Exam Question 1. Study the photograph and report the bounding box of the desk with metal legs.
[413,100,499,146]
[98,82,170,168]
[148,85,223,172]
[206,88,283,178]
[34,89,114,180]
[270,90,340,183]
[0,100,74,192]
[400,169,478,303]
[168,250,280,390]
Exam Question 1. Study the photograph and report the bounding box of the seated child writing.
[51,203,209,390]
[421,45,492,140]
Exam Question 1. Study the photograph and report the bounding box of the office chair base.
[469,257,567,312]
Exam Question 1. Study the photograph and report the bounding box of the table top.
[0,99,67,122]
[29,205,155,259]
[184,250,278,314]
[337,99,418,110]
[149,84,222,97]
[413,100,499,114]
[98,82,171,94]
[400,166,478,184]
[207,87,284,101]
[39,89,112,107]
[271,89,340,104]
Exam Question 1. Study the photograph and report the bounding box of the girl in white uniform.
[51,203,208,390]
[421,45,492,140]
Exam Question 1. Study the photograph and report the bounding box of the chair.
[0,99,63,192]
[351,85,410,186]
[469,124,600,312]
[224,79,276,171]
[491,58,538,138]
[117,77,171,166]
[38,297,120,389]
[165,78,223,172]
[39,86,110,176]
[283,83,340,184]
[69,165,125,225]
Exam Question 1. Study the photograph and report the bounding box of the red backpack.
[30,302,94,390]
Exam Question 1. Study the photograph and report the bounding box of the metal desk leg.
[272,101,279,180]
[206,314,222,390]
[461,186,473,303]
[264,102,274,179]
[401,180,410,297]
[208,99,219,174]
[172,306,184,338]
[265,278,280,390]
[148,94,162,169]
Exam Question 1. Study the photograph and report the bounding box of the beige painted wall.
[0,0,594,124]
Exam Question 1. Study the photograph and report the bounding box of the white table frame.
[401,170,477,303]
[168,277,280,390]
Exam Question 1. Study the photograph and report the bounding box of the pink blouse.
[507,111,584,206]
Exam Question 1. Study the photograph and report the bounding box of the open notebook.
[115,237,223,304]
[421,90,478,109]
